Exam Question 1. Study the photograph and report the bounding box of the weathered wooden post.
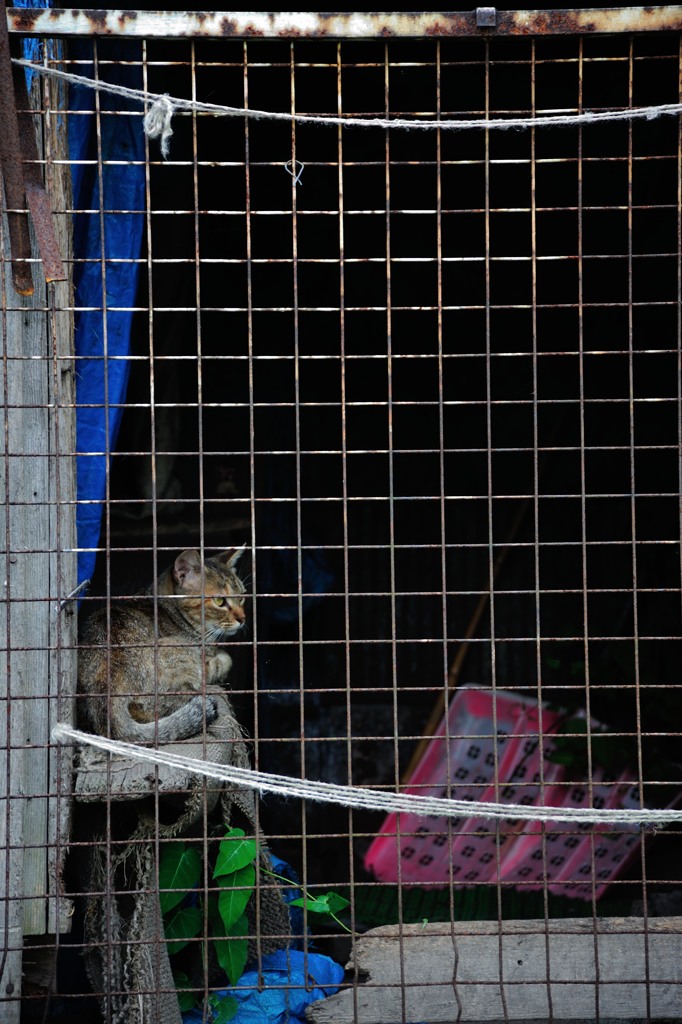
[0,49,76,1020]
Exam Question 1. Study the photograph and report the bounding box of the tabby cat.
[78,547,247,743]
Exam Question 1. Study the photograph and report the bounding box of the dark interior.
[74,28,682,954]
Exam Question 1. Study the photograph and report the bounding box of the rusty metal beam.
[6,6,682,40]
[11,59,65,284]
[0,0,33,295]
[1,0,65,294]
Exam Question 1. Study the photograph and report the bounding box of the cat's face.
[172,547,247,640]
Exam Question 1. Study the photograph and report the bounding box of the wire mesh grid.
[2,13,682,1023]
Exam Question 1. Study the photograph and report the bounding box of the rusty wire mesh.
[2,13,682,1023]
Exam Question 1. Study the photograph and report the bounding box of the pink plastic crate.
[364,686,672,900]
[364,687,562,886]
[500,771,642,900]
[446,702,565,885]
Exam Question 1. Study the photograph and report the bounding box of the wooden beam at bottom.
[307,917,682,1023]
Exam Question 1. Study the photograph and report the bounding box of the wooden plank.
[307,917,682,1023]
[7,240,52,939]
[43,52,77,940]
[2,64,76,940]
[0,60,76,1024]
[0,198,35,1024]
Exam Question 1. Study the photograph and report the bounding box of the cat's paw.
[207,651,232,684]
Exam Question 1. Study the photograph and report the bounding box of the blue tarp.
[14,0,140,586]
[15,0,145,586]
[68,41,146,585]
[180,857,343,1023]
[183,949,345,1024]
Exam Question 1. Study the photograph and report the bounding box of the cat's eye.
[212,596,227,607]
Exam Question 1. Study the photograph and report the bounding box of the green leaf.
[159,844,202,914]
[209,994,239,1024]
[172,971,197,1012]
[177,990,197,1013]
[289,891,350,916]
[206,892,223,934]
[164,904,202,955]
[215,912,249,985]
[217,864,255,931]
[289,895,329,914]
[214,829,257,879]
[322,891,350,915]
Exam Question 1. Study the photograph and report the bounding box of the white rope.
[142,93,174,159]
[53,723,681,826]
[12,56,682,148]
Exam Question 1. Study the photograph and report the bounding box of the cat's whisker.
[205,621,245,644]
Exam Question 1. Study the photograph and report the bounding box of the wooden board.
[2,60,77,942]
[43,54,78,940]
[307,917,682,1023]
[0,54,76,1024]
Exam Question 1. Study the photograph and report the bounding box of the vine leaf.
[214,828,258,879]
[209,993,239,1024]
[159,844,202,914]
[289,892,350,916]
[214,912,249,986]
[164,905,202,955]
[217,864,255,931]
[172,970,197,1012]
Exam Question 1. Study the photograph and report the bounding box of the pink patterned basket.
[365,686,651,900]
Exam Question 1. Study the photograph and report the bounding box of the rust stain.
[83,9,111,33]
[219,19,266,38]
[219,18,237,37]
[424,16,479,37]
[12,50,66,282]
[25,184,66,282]
[0,0,34,295]
[573,5,682,33]
[9,6,41,32]
[504,6,682,35]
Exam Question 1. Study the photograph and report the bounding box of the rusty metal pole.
[0,0,33,295]
[12,59,66,283]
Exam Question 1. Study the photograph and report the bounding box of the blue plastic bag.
[182,949,344,1024]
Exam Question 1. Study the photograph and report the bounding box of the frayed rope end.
[52,722,72,743]
[143,94,174,159]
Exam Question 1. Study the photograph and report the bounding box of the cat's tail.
[111,694,218,744]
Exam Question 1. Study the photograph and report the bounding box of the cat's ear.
[215,544,247,569]
[173,549,203,588]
